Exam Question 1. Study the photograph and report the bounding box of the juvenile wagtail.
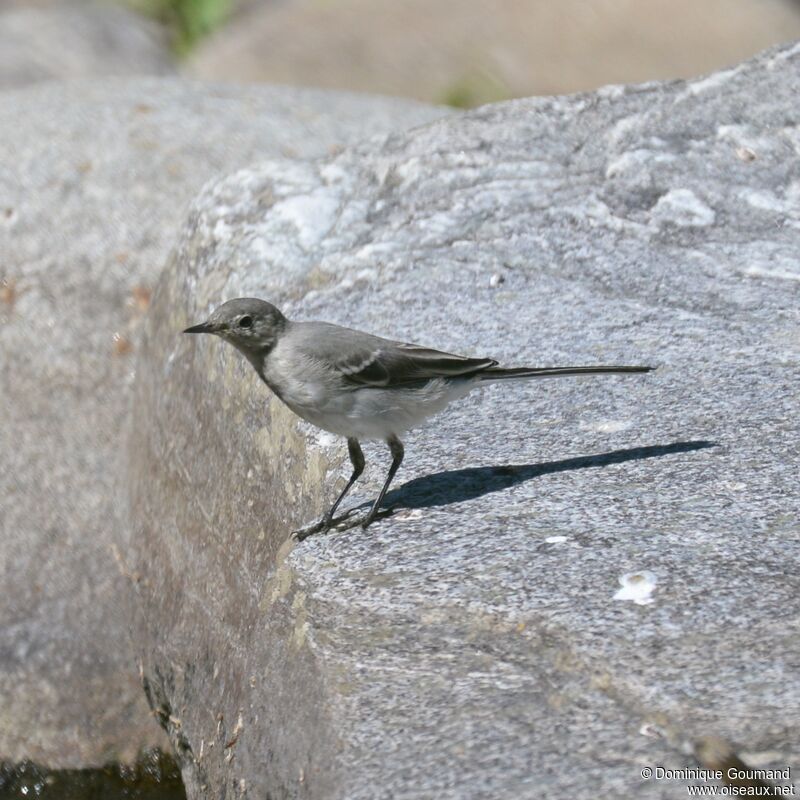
[184,298,653,537]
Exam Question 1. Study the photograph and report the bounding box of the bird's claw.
[290,519,326,542]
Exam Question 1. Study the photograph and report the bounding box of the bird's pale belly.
[283,379,475,441]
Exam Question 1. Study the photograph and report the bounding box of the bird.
[183,298,653,538]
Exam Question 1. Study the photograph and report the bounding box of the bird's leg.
[362,435,404,530]
[292,438,365,541]
[323,437,365,527]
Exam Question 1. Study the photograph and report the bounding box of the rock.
[188,0,800,104]
[0,79,448,766]
[0,4,173,90]
[128,42,800,798]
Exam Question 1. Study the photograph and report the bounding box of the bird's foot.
[291,507,360,541]
[291,505,395,541]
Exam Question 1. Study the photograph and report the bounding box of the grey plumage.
[184,297,654,536]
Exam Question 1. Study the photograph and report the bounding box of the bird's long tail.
[479,365,654,382]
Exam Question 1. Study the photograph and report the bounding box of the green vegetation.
[440,70,512,109]
[126,0,232,54]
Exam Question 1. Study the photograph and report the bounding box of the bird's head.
[183,298,287,358]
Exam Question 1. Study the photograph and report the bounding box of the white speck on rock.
[639,723,665,739]
[320,162,348,184]
[607,113,645,148]
[559,196,646,233]
[651,189,715,228]
[272,189,340,250]
[489,273,504,287]
[744,264,800,282]
[716,124,776,155]
[313,431,338,449]
[544,536,568,544]
[605,149,675,179]
[595,83,626,100]
[739,188,787,214]
[392,156,425,187]
[679,65,742,99]
[766,40,800,68]
[581,419,632,434]
[354,242,394,260]
[597,420,632,433]
[355,267,379,283]
[605,149,647,179]
[212,219,232,241]
[613,571,657,605]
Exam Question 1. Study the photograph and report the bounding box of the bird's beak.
[183,321,215,334]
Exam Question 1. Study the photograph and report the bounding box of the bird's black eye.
[238,315,253,329]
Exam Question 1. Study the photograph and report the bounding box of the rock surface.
[0,4,174,90]
[128,44,800,799]
[0,79,447,766]
[188,0,800,104]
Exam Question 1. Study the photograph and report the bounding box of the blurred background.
[4,0,800,105]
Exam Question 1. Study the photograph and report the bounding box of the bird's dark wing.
[293,321,497,388]
[336,340,497,388]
